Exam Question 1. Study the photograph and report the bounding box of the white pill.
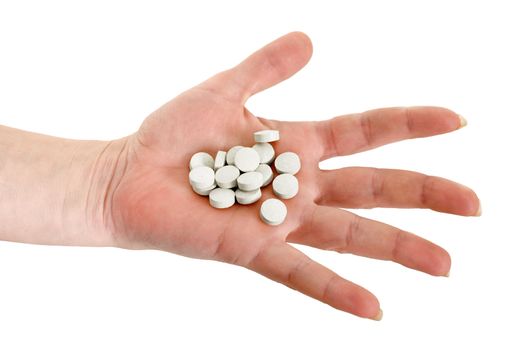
[214,150,226,170]
[237,171,263,191]
[215,165,240,189]
[192,183,216,196]
[255,164,273,187]
[252,142,275,164]
[226,145,242,165]
[189,152,214,170]
[189,166,215,189]
[274,152,301,175]
[272,174,299,199]
[209,188,235,209]
[234,147,260,172]
[235,188,262,205]
[260,198,287,225]
[254,130,280,143]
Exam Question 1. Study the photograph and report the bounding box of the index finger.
[317,106,466,160]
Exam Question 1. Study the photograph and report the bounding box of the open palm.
[110,32,480,320]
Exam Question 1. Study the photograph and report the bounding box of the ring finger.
[287,205,451,276]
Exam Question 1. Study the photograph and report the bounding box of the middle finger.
[316,167,480,216]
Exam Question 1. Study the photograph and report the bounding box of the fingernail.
[444,271,450,277]
[371,309,383,321]
[475,202,482,216]
[458,114,468,129]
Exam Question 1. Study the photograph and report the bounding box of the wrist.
[0,125,130,247]
[64,137,131,247]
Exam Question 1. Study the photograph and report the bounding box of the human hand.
[108,32,481,320]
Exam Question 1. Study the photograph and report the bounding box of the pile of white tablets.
[188,130,301,225]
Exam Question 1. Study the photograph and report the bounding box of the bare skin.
[0,32,481,321]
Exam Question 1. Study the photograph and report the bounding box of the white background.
[1,1,523,349]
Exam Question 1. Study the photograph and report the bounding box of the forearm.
[0,125,127,246]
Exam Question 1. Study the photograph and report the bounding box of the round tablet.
[235,188,262,205]
[255,164,273,187]
[252,142,275,164]
[254,130,280,143]
[226,145,242,165]
[209,188,235,209]
[214,150,226,170]
[260,198,287,225]
[237,171,263,191]
[192,183,216,196]
[189,152,214,170]
[234,147,260,172]
[189,166,215,189]
[272,174,299,199]
[274,152,301,175]
[215,165,240,189]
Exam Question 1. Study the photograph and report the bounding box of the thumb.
[199,32,313,104]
